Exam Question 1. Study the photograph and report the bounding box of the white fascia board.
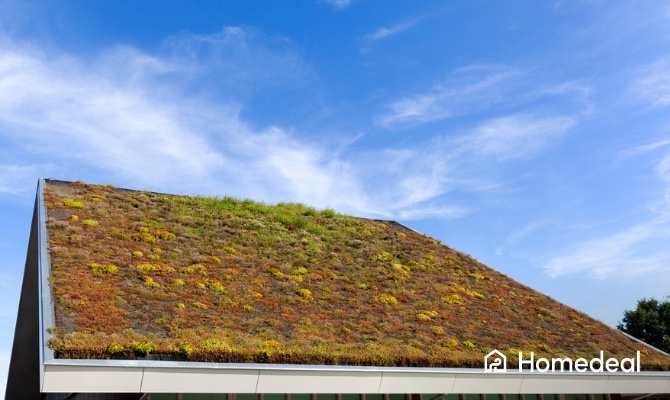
[378,371,456,393]
[256,369,383,393]
[452,372,523,393]
[40,359,670,394]
[142,367,261,393]
[42,364,144,393]
[519,373,608,393]
[604,374,670,393]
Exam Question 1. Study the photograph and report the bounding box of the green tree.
[617,297,670,353]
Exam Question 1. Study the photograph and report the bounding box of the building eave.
[40,358,670,394]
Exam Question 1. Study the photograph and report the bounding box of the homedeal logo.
[484,349,641,373]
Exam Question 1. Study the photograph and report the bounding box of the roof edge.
[38,178,56,365]
[620,330,670,357]
[41,359,670,394]
[44,357,670,376]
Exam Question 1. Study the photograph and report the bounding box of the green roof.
[43,180,670,369]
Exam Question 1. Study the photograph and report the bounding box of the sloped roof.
[42,179,670,370]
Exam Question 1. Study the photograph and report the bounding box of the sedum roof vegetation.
[44,180,670,370]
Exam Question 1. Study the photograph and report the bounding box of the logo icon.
[484,349,507,372]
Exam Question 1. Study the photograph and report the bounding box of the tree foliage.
[618,297,670,353]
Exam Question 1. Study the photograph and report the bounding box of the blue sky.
[2,0,670,393]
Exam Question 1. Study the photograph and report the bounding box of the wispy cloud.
[543,218,670,279]
[0,30,476,221]
[619,139,670,209]
[160,27,312,94]
[0,44,226,185]
[0,163,54,195]
[543,142,670,279]
[659,153,670,182]
[0,29,577,224]
[541,81,594,115]
[319,0,352,10]
[375,64,594,131]
[339,146,460,219]
[352,113,575,220]
[361,18,420,42]
[375,66,520,129]
[394,205,471,220]
[495,219,554,258]
[0,31,360,210]
[507,220,554,245]
[631,57,670,107]
[619,139,670,159]
[454,114,575,160]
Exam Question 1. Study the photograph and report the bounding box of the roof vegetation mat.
[43,180,670,370]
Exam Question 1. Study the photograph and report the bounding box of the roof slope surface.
[43,180,670,369]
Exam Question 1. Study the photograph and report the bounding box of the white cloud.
[362,18,420,42]
[229,126,366,209]
[0,32,475,221]
[541,81,594,115]
[619,139,670,158]
[544,143,670,279]
[543,218,670,279]
[0,33,366,212]
[631,57,670,107]
[455,114,575,160]
[0,163,53,196]
[345,114,575,219]
[347,112,575,220]
[320,0,352,9]
[506,220,553,245]
[160,27,310,89]
[375,66,520,129]
[658,153,670,206]
[0,45,227,186]
[375,64,594,131]
[0,31,577,226]
[3,30,573,225]
[619,139,670,210]
[393,205,471,220]
[339,147,460,219]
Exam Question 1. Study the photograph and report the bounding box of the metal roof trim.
[38,178,56,364]
[40,360,670,394]
[42,357,670,377]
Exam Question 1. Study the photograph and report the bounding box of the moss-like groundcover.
[44,180,670,369]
